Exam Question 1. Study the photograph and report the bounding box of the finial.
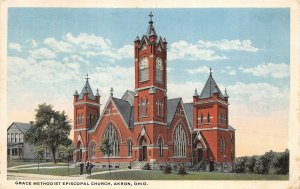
[224,88,229,98]
[149,11,153,23]
[95,88,101,97]
[110,87,113,97]
[209,67,212,76]
[85,74,90,82]
[193,88,199,97]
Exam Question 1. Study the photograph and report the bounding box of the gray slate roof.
[121,90,135,106]
[78,81,95,100]
[146,21,157,37]
[183,103,193,128]
[199,75,224,99]
[167,98,181,125]
[8,122,32,133]
[112,97,134,127]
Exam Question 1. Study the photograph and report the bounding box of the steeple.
[198,68,224,99]
[146,11,157,37]
[78,74,96,100]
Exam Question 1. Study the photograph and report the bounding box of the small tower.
[73,74,101,162]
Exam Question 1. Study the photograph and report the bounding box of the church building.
[73,13,235,171]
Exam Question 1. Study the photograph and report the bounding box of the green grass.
[88,170,289,180]
[8,167,110,176]
[7,161,37,168]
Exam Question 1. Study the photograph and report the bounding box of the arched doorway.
[77,141,83,162]
[197,142,203,162]
[139,136,147,161]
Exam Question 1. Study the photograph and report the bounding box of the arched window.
[145,98,148,116]
[158,138,163,157]
[156,58,163,83]
[173,124,186,157]
[103,124,119,157]
[127,140,132,156]
[200,114,203,124]
[139,57,149,81]
[219,138,223,153]
[207,113,210,123]
[90,142,96,158]
[139,98,142,117]
[223,137,226,152]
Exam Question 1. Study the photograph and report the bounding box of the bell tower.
[133,12,168,162]
[134,12,168,124]
[73,75,100,162]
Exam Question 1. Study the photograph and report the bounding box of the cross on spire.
[85,74,90,82]
[149,11,153,22]
[209,67,212,76]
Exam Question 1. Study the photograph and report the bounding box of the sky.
[7,8,290,157]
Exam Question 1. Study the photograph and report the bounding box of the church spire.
[146,11,157,37]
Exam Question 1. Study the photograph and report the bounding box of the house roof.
[78,81,95,100]
[8,122,32,133]
[199,75,224,99]
[121,90,135,106]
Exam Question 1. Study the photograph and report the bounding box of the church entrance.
[197,142,203,161]
[140,136,147,161]
[76,141,83,162]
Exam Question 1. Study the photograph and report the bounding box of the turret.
[73,90,79,103]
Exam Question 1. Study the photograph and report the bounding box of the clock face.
[156,58,163,70]
[139,57,149,69]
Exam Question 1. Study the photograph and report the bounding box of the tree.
[33,145,46,171]
[99,138,113,176]
[25,103,72,163]
[234,156,247,173]
[245,156,256,173]
[58,143,75,162]
[254,156,269,174]
[273,149,289,174]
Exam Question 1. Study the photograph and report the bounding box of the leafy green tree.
[273,149,289,174]
[33,145,46,170]
[254,156,269,174]
[245,156,256,173]
[234,156,248,173]
[58,143,75,162]
[99,138,112,176]
[25,103,72,163]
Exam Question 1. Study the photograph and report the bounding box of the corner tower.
[73,75,100,162]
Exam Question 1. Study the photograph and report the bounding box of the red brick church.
[73,13,235,171]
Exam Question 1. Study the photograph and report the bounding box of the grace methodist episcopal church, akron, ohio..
[72,13,236,171]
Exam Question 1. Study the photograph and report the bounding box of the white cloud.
[197,39,259,52]
[8,56,80,84]
[239,62,289,78]
[43,37,72,52]
[29,48,56,59]
[168,81,204,103]
[221,66,236,75]
[185,66,209,74]
[9,43,22,52]
[30,40,38,48]
[226,82,289,113]
[168,40,227,61]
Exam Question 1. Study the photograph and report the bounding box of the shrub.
[142,163,151,170]
[272,149,289,174]
[234,157,247,173]
[177,165,187,175]
[163,164,172,174]
[245,156,256,173]
[254,156,268,174]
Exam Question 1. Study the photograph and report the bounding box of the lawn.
[7,161,38,168]
[8,161,68,168]
[8,167,110,176]
[88,170,289,180]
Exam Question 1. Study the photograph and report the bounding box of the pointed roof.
[112,97,134,127]
[146,12,157,37]
[7,122,32,133]
[121,90,135,106]
[199,74,224,99]
[183,103,193,129]
[167,98,181,125]
[78,80,95,100]
[73,90,79,96]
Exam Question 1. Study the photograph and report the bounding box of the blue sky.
[7,8,290,156]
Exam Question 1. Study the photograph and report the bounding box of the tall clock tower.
[133,12,168,162]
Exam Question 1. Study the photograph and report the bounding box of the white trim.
[180,99,193,133]
[135,85,167,92]
[194,99,229,106]
[194,127,235,132]
[74,128,88,131]
[134,121,167,126]
[74,101,100,107]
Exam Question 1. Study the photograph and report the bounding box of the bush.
[163,164,172,174]
[234,157,247,173]
[245,156,256,173]
[272,149,289,174]
[254,156,268,174]
[142,163,151,170]
[177,165,187,175]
